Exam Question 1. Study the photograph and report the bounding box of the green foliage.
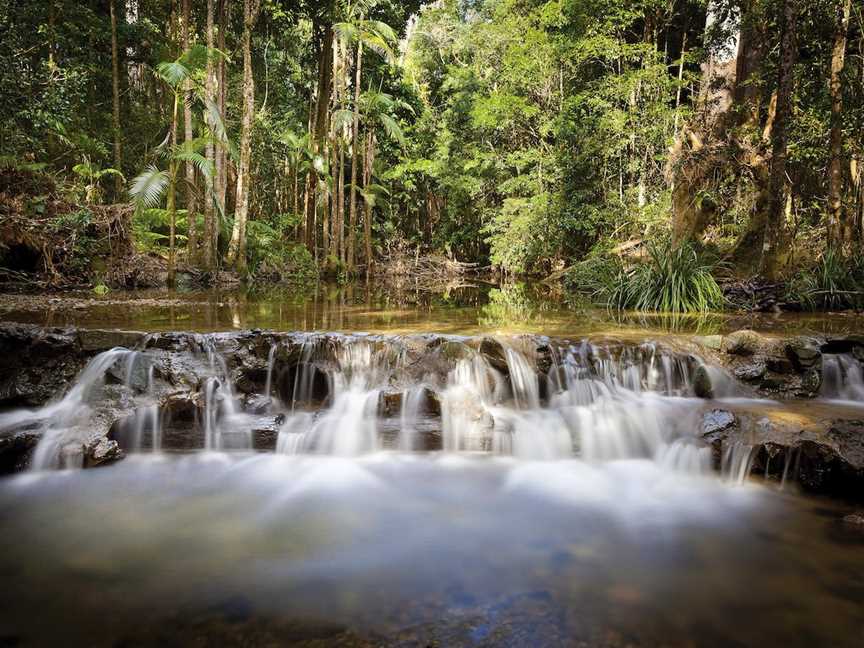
[600,242,725,313]
[246,214,317,282]
[788,251,864,311]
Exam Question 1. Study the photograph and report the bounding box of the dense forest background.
[1,0,863,309]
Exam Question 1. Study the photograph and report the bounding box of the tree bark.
[227,0,259,273]
[216,0,229,222]
[168,93,180,287]
[202,0,217,271]
[109,0,123,199]
[181,0,198,263]
[363,129,375,274]
[761,0,798,278]
[827,0,852,250]
[347,40,363,271]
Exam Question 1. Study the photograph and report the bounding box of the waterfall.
[399,386,428,451]
[277,339,385,455]
[722,442,756,484]
[202,341,249,451]
[821,354,864,401]
[0,348,135,470]
[264,343,277,405]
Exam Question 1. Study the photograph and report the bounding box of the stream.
[0,285,863,647]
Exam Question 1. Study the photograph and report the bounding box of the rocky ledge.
[0,322,863,497]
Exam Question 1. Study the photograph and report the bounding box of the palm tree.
[334,5,398,272]
[130,45,229,286]
[356,88,407,273]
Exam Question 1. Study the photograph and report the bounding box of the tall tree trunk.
[227,0,259,273]
[827,0,852,250]
[337,137,345,262]
[182,0,198,263]
[109,0,123,199]
[168,93,180,287]
[761,0,798,278]
[363,130,375,274]
[202,0,217,271]
[306,18,334,257]
[217,0,229,220]
[347,41,363,271]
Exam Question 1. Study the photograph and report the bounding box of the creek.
[0,285,863,646]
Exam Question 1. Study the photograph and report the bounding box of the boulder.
[722,330,766,356]
[785,337,822,371]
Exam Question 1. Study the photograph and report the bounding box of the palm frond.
[378,113,405,147]
[174,150,214,182]
[157,60,192,87]
[129,166,169,209]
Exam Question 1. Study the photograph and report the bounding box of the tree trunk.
[216,0,229,222]
[202,0,217,271]
[168,93,180,287]
[761,0,798,278]
[347,41,363,272]
[181,0,198,263]
[363,130,375,274]
[109,0,123,199]
[827,0,852,250]
[337,137,345,263]
[227,0,259,273]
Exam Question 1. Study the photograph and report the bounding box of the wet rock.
[734,360,766,382]
[722,330,766,356]
[693,365,713,398]
[379,391,403,417]
[801,368,822,394]
[0,425,41,473]
[77,329,146,352]
[244,393,272,415]
[85,437,124,467]
[162,392,200,423]
[702,409,737,438]
[785,337,822,371]
[479,337,509,374]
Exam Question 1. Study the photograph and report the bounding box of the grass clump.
[787,250,864,311]
[603,241,724,313]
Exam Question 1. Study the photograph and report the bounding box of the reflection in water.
[2,282,863,336]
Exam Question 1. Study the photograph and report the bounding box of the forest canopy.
[1,0,863,310]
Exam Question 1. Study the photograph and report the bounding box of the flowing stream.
[1,297,864,645]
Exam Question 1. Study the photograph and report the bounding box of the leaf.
[129,166,169,209]
[378,113,405,147]
[156,60,192,87]
[174,150,214,182]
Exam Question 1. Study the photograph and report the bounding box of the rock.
[85,437,124,467]
[843,513,864,526]
[77,329,146,352]
[702,409,737,438]
[722,330,765,356]
[693,365,713,398]
[801,368,822,393]
[696,335,723,351]
[479,337,509,374]
[0,426,41,473]
[785,337,822,371]
[244,393,272,415]
[734,360,766,382]
[379,391,403,417]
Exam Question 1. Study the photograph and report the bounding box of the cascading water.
[0,348,134,469]
[202,341,250,451]
[821,353,864,401]
[278,338,387,455]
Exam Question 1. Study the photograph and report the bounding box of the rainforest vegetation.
[1,0,863,311]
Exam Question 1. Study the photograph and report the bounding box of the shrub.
[602,241,725,313]
[246,217,317,282]
[787,250,864,311]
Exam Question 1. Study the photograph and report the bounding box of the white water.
[821,353,864,402]
[0,348,133,469]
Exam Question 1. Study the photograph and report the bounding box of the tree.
[109,0,123,199]
[182,0,199,262]
[227,0,261,272]
[761,0,799,278]
[130,46,226,285]
[828,0,852,251]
